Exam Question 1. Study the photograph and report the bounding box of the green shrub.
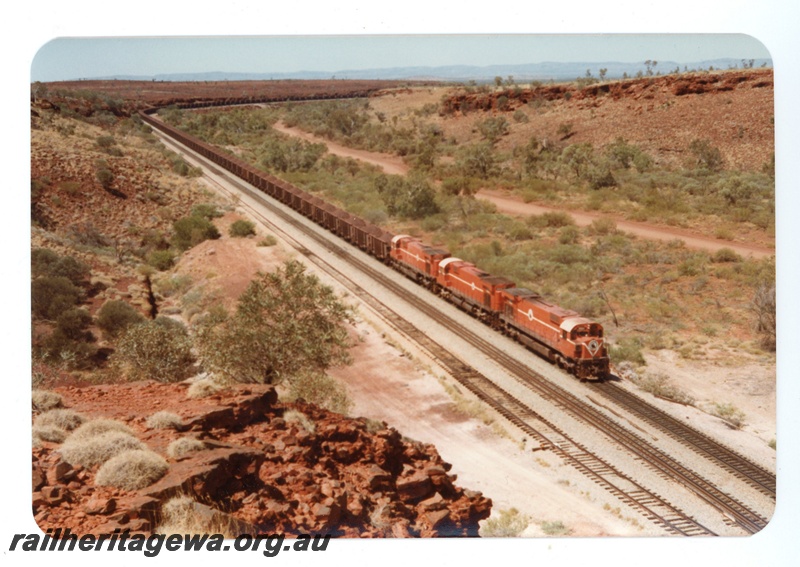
[712,248,741,263]
[508,225,534,241]
[112,321,196,382]
[42,308,96,364]
[31,248,60,275]
[689,139,723,171]
[171,157,201,177]
[95,449,169,490]
[147,249,176,271]
[31,276,82,320]
[31,249,90,286]
[96,168,114,189]
[229,219,256,238]
[53,308,93,341]
[609,337,646,366]
[527,211,575,229]
[97,300,145,339]
[256,235,278,247]
[587,217,617,236]
[190,203,223,220]
[477,116,510,144]
[171,215,220,251]
[194,260,353,384]
[558,226,580,245]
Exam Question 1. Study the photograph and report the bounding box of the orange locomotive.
[391,235,609,381]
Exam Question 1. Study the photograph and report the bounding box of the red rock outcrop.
[32,381,491,537]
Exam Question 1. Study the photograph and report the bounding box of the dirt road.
[478,190,774,259]
[272,123,773,259]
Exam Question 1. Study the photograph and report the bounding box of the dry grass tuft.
[69,419,135,441]
[95,449,168,490]
[479,507,530,537]
[60,430,145,468]
[33,424,67,444]
[32,390,64,412]
[186,377,226,399]
[166,437,207,459]
[34,409,86,431]
[156,495,238,538]
[146,411,184,430]
[283,409,315,434]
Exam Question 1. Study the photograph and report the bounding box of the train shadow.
[601,373,623,383]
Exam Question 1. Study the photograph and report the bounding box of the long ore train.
[139,106,610,381]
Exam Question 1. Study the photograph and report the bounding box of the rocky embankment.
[32,381,492,537]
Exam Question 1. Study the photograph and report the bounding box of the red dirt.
[477,189,774,258]
[33,381,491,537]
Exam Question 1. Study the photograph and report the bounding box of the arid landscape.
[29,67,776,540]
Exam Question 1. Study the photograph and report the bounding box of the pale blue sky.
[31,34,771,82]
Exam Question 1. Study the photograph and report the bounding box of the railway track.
[590,382,776,499]
[153,124,770,535]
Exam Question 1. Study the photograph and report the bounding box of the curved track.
[150,115,770,535]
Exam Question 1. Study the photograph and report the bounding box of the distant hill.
[91,58,772,84]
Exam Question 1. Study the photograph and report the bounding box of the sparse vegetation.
[541,520,571,536]
[711,402,747,429]
[171,214,221,251]
[96,300,146,339]
[633,372,695,406]
[285,371,352,415]
[608,338,646,366]
[112,321,196,382]
[257,235,278,247]
[229,219,256,237]
[31,276,83,321]
[479,507,529,537]
[147,249,176,271]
